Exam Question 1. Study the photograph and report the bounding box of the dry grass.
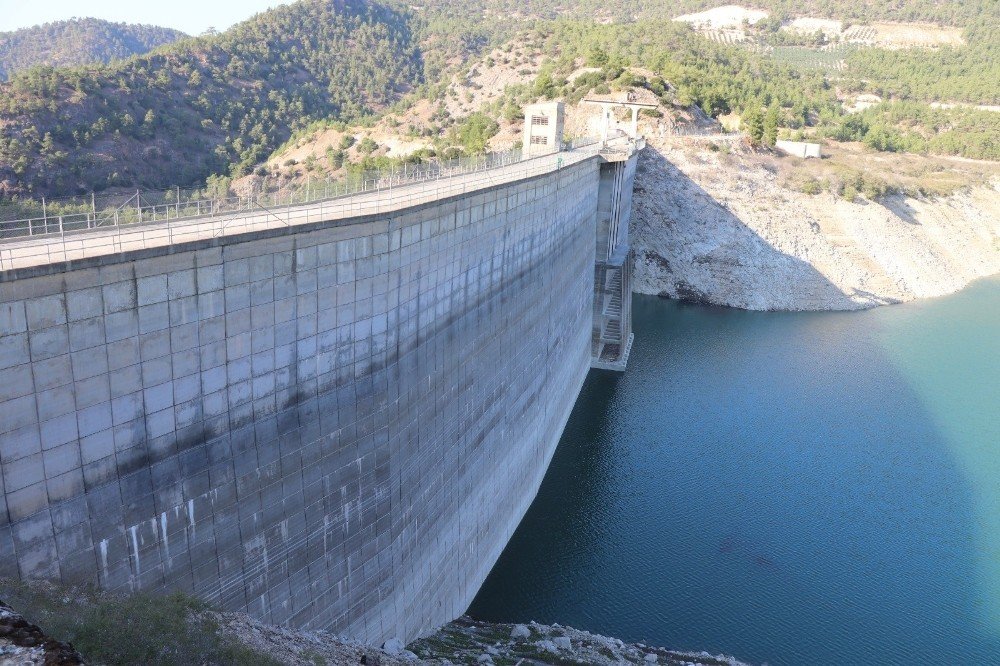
[770,141,1000,198]
[0,579,280,666]
[865,22,965,48]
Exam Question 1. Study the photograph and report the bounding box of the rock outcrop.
[409,617,748,665]
[213,611,418,666]
[218,612,749,666]
[0,600,84,665]
[631,139,1000,311]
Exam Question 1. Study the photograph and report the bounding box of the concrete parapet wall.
[0,160,600,644]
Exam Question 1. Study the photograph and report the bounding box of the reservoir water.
[468,277,1000,665]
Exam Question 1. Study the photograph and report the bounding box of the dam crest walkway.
[0,140,634,274]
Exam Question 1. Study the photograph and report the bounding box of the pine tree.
[40,131,55,156]
[763,104,780,147]
[743,104,765,146]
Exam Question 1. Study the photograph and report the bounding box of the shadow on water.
[468,286,1000,664]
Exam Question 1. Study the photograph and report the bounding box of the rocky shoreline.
[218,612,750,666]
[631,138,1000,311]
[410,617,748,666]
[0,592,749,666]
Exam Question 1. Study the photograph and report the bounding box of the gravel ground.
[217,611,750,666]
[213,611,417,666]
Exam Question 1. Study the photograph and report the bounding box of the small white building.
[775,140,822,159]
[522,102,564,157]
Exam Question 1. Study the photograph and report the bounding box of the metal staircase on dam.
[592,244,634,371]
[602,269,623,340]
[580,92,644,373]
[590,148,638,373]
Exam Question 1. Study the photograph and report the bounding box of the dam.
[0,109,641,645]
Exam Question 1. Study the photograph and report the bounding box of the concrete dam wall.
[0,149,638,644]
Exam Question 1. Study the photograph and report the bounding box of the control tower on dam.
[0,118,641,644]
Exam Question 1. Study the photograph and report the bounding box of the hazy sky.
[0,0,291,35]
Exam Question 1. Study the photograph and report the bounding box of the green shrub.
[327,147,345,169]
[456,112,499,154]
[802,179,824,195]
[0,581,280,666]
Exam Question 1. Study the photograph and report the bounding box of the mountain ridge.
[0,0,422,197]
[0,18,187,81]
[0,0,997,201]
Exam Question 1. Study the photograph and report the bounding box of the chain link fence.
[0,138,603,241]
[0,136,630,271]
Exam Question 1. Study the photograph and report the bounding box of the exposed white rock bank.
[631,139,1000,311]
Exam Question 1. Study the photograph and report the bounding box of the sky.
[0,0,291,36]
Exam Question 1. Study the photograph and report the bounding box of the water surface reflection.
[470,280,1000,665]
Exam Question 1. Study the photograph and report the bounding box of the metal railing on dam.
[0,136,642,646]
[0,138,605,273]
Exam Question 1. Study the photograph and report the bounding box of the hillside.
[0,18,186,81]
[0,0,421,198]
[1,0,998,204]
[632,135,1000,310]
[262,11,998,178]
[418,0,991,27]
[252,22,999,312]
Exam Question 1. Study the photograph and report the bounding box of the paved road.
[0,146,602,273]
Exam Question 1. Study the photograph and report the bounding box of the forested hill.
[0,0,421,197]
[0,18,186,81]
[417,0,990,37]
[2,0,997,199]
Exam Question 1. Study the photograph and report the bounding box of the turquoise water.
[468,278,1000,665]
